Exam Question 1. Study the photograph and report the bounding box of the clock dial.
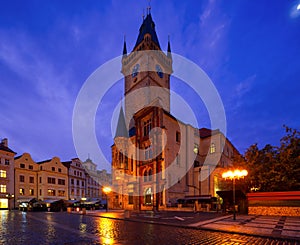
[156,64,164,78]
[132,64,140,78]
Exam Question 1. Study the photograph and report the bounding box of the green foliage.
[234,126,300,192]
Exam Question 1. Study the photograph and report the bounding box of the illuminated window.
[47,189,55,196]
[210,143,216,154]
[193,144,199,154]
[0,185,6,193]
[144,188,152,204]
[0,170,6,178]
[19,188,25,195]
[29,189,34,195]
[58,190,65,197]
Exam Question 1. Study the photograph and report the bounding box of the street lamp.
[102,186,112,212]
[222,169,248,220]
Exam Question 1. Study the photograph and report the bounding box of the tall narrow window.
[19,188,25,195]
[131,155,134,171]
[144,188,152,204]
[19,175,25,182]
[0,185,6,193]
[29,176,34,183]
[176,131,181,143]
[148,168,153,181]
[0,170,6,178]
[210,143,216,154]
[143,119,152,136]
[125,151,128,170]
[176,154,180,166]
[128,193,133,204]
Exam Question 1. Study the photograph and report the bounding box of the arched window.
[148,168,153,181]
[144,170,148,182]
[210,143,216,154]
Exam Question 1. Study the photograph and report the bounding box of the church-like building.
[111,11,238,211]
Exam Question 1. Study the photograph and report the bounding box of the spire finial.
[147,0,151,14]
[142,9,145,20]
[122,34,127,56]
[167,35,172,58]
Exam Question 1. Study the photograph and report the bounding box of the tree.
[234,126,300,192]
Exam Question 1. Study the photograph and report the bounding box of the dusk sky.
[1,0,300,172]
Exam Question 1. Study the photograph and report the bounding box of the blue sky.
[1,0,300,171]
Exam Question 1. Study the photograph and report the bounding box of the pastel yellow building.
[0,138,16,209]
[37,157,69,201]
[14,153,39,208]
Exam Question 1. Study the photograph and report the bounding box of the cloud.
[235,74,256,98]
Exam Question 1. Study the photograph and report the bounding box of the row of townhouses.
[0,138,111,210]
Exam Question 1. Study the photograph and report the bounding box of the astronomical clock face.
[155,64,163,78]
[132,63,140,78]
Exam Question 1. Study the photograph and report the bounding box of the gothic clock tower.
[121,11,173,128]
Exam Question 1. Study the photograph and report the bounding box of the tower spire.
[167,35,172,58]
[147,0,151,15]
[115,106,128,138]
[122,35,127,57]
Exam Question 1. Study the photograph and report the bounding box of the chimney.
[1,138,8,147]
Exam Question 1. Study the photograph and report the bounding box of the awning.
[64,200,80,204]
[42,199,61,204]
[83,200,100,205]
[184,196,212,200]
[17,199,33,203]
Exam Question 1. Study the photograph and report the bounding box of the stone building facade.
[111,12,239,211]
[0,138,16,209]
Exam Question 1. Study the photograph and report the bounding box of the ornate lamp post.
[222,169,248,220]
[102,186,112,212]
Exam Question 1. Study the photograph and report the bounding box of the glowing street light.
[102,186,112,212]
[222,169,248,220]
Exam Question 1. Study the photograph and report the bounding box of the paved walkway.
[83,210,300,242]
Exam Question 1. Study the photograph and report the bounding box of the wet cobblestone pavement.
[0,210,299,244]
